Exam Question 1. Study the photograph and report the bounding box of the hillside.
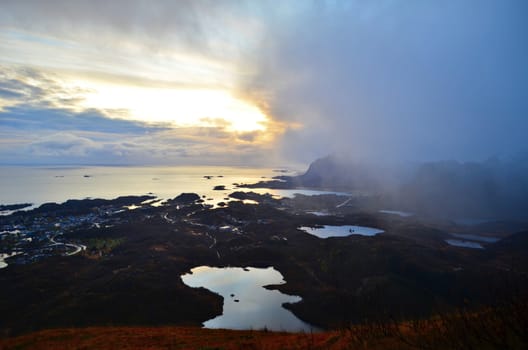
[2,299,527,350]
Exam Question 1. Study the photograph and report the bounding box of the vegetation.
[1,299,526,349]
[84,237,125,257]
[342,296,528,350]
[1,193,526,347]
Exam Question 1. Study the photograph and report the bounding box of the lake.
[299,225,384,238]
[181,266,317,332]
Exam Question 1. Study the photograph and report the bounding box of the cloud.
[0,66,168,134]
[0,64,283,166]
[0,105,165,134]
[244,0,528,163]
[0,66,277,165]
[3,1,526,166]
[1,1,206,50]
[29,133,102,157]
[0,87,24,99]
[0,66,90,108]
[0,3,284,166]
[0,0,263,83]
[0,107,276,166]
[0,113,276,165]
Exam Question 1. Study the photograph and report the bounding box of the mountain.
[287,155,528,220]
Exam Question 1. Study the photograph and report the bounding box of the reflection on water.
[181,266,316,332]
[0,252,20,269]
[300,225,384,238]
[0,166,275,209]
[379,210,414,217]
[268,189,349,198]
[444,233,500,249]
[306,211,330,216]
[0,254,8,269]
[0,166,348,211]
[445,239,484,249]
[450,233,500,243]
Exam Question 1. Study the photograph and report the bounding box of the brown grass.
[0,327,342,350]
[1,299,526,350]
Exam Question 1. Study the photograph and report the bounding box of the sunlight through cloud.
[74,81,268,132]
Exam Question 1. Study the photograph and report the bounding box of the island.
[0,203,32,211]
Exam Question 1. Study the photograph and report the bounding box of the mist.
[242,1,528,221]
[286,153,528,221]
[246,0,528,164]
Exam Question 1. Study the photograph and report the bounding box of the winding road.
[50,234,86,256]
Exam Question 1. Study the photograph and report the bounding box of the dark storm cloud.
[247,0,528,163]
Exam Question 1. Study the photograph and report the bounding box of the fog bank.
[246,1,528,164]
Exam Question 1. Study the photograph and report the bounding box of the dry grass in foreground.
[1,299,526,350]
[0,327,342,350]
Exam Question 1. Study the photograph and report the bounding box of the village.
[0,196,158,267]
[0,192,287,268]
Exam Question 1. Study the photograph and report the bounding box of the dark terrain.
[0,203,32,211]
[1,187,527,337]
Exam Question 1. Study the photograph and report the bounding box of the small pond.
[450,233,500,243]
[445,239,484,249]
[181,266,317,332]
[306,211,330,216]
[299,225,384,238]
[379,210,414,217]
[445,233,500,249]
[0,252,19,269]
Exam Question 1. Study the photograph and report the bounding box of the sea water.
[0,166,342,211]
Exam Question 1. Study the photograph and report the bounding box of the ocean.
[0,165,342,212]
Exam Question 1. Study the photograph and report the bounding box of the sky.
[0,0,527,166]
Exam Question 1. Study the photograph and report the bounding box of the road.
[50,234,86,256]
[336,197,352,208]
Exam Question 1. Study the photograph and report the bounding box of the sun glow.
[74,82,268,133]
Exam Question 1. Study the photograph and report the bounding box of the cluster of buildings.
[0,207,129,266]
